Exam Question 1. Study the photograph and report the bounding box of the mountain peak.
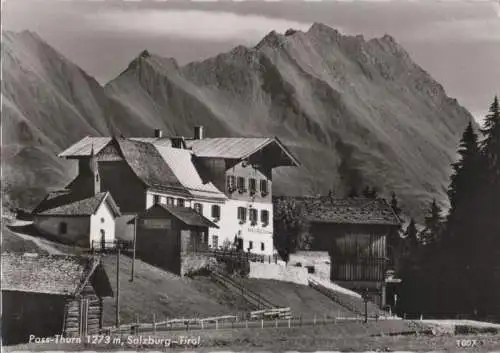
[308,22,342,37]
[255,30,286,50]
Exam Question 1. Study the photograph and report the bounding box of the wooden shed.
[1,253,113,345]
[290,196,401,307]
[131,203,219,275]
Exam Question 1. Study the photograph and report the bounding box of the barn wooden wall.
[64,283,102,337]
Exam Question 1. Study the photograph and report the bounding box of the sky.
[3,0,500,121]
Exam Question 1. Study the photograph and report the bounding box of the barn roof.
[32,191,121,217]
[282,196,401,226]
[135,203,219,228]
[58,136,112,158]
[1,253,113,297]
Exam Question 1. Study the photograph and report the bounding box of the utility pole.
[116,244,120,328]
[131,215,137,281]
[363,289,369,324]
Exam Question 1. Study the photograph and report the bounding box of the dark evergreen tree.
[390,191,402,216]
[443,122,481,315]
[405,218,419,251]
[420,199,443,245]
[475,96,500,317]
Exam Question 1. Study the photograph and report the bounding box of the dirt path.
[6,222,64,255]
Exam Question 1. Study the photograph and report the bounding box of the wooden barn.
[32,191,121,249]
[1,253,113,345]
[292,196,401,307]
[131,203,219,275]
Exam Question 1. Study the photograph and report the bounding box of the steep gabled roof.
[281,196,401,226]
[185,137,300,166]
[1,253,113,297]
[154,146,227,201]
[115,138,192,197]
[32,191,121,217]
[136,203,219,228]
[58,136,112,158]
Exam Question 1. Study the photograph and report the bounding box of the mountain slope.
[106,23,475,216]
[1,31,159,209]
[2,26,475,217]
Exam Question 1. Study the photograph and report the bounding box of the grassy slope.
[100,255,257,326]
[1,223,45,253]
[2,228,378,325]
[237,278,356,317]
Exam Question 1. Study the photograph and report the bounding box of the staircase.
[210,272,277,310]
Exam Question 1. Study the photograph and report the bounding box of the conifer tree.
[475,96,500,316]
[446,122,481,250]
[420,199,443,245]
[390,191,402,216]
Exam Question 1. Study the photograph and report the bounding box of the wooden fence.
[195,249,279,264]
[101,311,394,335]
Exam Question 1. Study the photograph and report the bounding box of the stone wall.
[288,251,331,280]
[181,253,217,277]
[249,262,309,285]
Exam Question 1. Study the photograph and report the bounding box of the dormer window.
[249,178,257,196]
[260,180,269,196]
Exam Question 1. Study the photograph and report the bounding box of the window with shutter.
[177,198,185,207]
[153,194,160,204]
[194,203,203,214]
[237,207,247,223]
[227,175,236,193]
[248,241,253,250]
[167,197,174,206]
[212,235,219,249]
[260,180,269,196]
[261,242,265,251]
[250,209,258,225]
[211,205,221,220]
[249,178,257,195]
[237,177,246,193]
[261,210,269,226]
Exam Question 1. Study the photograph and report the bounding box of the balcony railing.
[194,248,279,264]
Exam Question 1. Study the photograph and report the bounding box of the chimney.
[154,129,163,138]
[193,125,204,140]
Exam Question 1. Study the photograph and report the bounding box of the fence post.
[246,320,248,329]
[314,314,316,326]
[261,319,264,329]
[201,320,204,330]
[215,320,218,330]
[153,313,156,334]
[275,318,278,328]
[288,317,291,328]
